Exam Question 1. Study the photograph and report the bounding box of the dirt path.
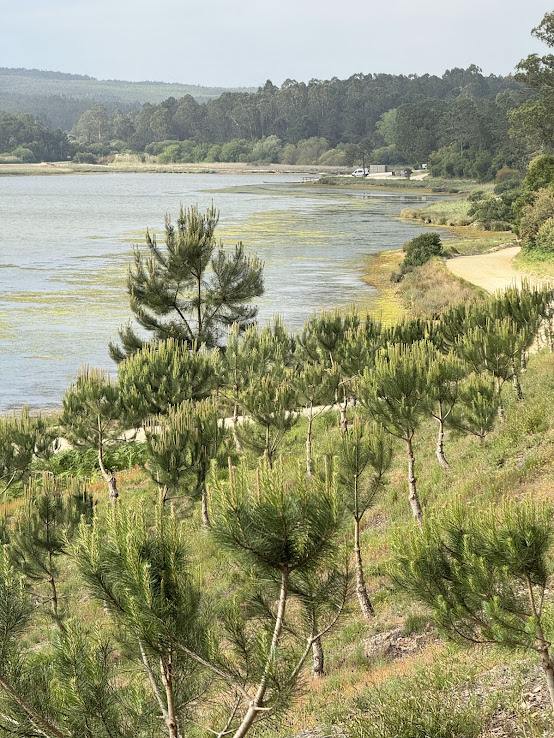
[445,246,536,293]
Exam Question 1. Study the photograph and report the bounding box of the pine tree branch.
[0,674,67,738]
[139,640,168,720]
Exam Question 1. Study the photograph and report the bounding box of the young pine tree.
[357,342,431,526]
[61,367,122,500]
[336,418,392,620]
[109,204,264,361]
[209,460,345,736]
[12,475,94,630]
[425,352,466,469]
[391,499,554,712]
[74,504,206,738]
[144,399,227,526]
[118,338,220,427]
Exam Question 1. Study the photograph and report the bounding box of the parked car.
[351,168,369,177]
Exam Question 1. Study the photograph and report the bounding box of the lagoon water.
[0,173,443,409]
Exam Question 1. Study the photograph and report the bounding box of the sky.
[1,0,552,88]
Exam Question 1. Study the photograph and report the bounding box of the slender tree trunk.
[232,570,289,738]
[232,401,242,452]
[265,426,273,469]
[339,396,349,434]
[197,276,202,340]
[495,379,505,423]
[48,574,66,633]
[160,655,180,738]
[406,437,423,527]
[527,577,554,714]
[539,651,554,713]
[98,416,118,501]
[511,361,524,400]
[306,403,314,477]
[201,486,210,529]
[354,516,374,619]
[435,417,449,470]
[312,636,325,678]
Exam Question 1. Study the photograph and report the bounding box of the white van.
[351,168,369,177]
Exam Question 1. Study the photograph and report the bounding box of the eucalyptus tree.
[391,499,554,712]
[336,418,392,619]
[426,353,467,469]
[109,204,264,361]
[144,399,227,525]
[357,342,432,526]
[74,504,206,738]
[117,338,220,427]
[12,475,93,629]
[61,367,122,501]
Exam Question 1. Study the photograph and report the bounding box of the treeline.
[0,111,72,163]
[65,66,527,177]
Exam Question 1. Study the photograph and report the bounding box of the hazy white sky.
[1,0,552,86]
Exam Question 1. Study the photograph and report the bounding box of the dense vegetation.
[0,199,553,736]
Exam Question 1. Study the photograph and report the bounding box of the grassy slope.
[57,349,554,738]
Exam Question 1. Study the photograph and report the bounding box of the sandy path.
[445,246,536,293]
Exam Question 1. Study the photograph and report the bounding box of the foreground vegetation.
[0,197,553,737]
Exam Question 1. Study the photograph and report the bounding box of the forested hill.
[0,67,256,130]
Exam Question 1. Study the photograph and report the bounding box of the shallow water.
[0,173,443,409]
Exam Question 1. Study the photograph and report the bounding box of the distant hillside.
[0,67,256,130]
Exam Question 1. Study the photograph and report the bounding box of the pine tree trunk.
[495,378,506,423]
[232,570,289,738]
[161,656,180,738]
[98,418,118,501]
[312,636,325,678]
[306,404,314,477]
[540,652,554,714]
[354,517,374,619]
[435,417,449,470]
[201,486,210,529]
[406,437,423,527]
[512,370,524,400]
[265,426,273,469]
[48,575,65,632]
[232,402,242,452]
[340,398,348,434]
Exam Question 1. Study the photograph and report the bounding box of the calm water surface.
[0,173,443,409]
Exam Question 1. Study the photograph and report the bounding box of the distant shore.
[0,160,348,177]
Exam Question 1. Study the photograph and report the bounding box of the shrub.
[519,188,554,247]
[534,217,554,253]
[402,232,443,268]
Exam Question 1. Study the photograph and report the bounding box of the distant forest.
[0,64,543,180]
[0,67,255,129]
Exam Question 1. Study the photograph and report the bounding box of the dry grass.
[398,258,484,316]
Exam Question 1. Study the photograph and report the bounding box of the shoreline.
[0,161,347,177]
